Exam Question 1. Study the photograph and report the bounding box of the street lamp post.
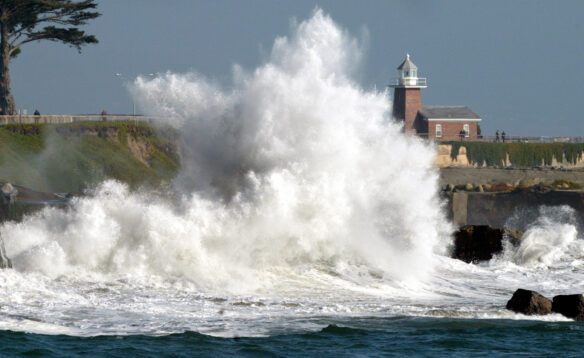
[114,73,158,117]
[114,73,135,116]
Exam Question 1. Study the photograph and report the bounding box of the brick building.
[389,54,482,140]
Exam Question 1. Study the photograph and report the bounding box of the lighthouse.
[389,53,427,135]
[389,54,482,140]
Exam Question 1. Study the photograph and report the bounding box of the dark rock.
[0,183,18,204]
[552,294,584,321]
[452,225,505,263]
[505,228,523,246]
[0,235,11,269]
[506,289,552,315]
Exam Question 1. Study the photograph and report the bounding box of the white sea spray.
[3,10,451,291]
[1,9,581,337]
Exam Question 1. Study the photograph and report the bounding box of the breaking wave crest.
[501,206,582,267]
[1,9,583,338]
[2,10,451,293]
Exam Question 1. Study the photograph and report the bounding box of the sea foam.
[2,9,451,293]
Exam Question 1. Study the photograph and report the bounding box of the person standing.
[495,130,500,142]
[502,131,506,143]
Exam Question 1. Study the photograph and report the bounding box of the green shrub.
[445,142,584,167]
[550,180,582,190]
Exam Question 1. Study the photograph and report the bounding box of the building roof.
[419,106,481,121]
[397,53,418,71]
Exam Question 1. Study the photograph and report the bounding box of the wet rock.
[506,289,552,315]
[464,183,474,191]
[505,228,523,246]
[552,294,584,321]
[452,225,505,263]
[519,178,542,187]
[0,235,11,269]
[446,184,455,192]
[0,183,18,204]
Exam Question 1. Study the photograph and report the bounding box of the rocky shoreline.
[507,289,584,321]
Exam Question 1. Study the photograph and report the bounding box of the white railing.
[474,135,584,143]
[416,133,584,143]
[0,115,164,125]
[389,77,427,87]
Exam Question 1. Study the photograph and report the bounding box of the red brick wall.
[392,88,422,134]
[428,121,479,141]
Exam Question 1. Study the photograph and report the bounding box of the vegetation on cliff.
[447,142,584,167]
[0,121,179,192]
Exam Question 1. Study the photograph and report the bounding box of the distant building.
[389,54,482,140]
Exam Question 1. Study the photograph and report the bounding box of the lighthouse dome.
[397,53,418,71]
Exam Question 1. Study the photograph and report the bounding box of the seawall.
[445,190,584,229]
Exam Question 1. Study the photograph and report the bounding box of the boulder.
[552,294,584,321]
[506,289,552,315]
[519,178,542,187]
[505,228,523,246]
[0,183,18,204]
[0,235,11,269]
[452,225,505,263]
[464,183,474,191]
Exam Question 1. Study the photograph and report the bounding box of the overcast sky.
[10,0,584,136]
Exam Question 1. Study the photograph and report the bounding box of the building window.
[463,124,470,137]
[436,124,442,138]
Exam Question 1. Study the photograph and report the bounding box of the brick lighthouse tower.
[389,54,427,135]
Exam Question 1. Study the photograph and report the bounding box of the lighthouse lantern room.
[390,53,427,134]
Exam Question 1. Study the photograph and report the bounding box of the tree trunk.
[0,53,15,115]
[0,21,15,115]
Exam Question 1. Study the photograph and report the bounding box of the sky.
[9,0,584,136]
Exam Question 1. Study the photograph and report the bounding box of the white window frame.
[436,124,442,138]
[463,124,470,137]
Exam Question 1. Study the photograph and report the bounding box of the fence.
[417,132,584,144]
[468,135,584,143]
[0,115,163,125]
[2,117,582,144]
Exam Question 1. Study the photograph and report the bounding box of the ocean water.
[1,9,583,357]
[2,319,584,357]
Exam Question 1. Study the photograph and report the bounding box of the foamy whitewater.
[0,10,582,337]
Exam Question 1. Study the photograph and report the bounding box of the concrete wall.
[445,190,584,229]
